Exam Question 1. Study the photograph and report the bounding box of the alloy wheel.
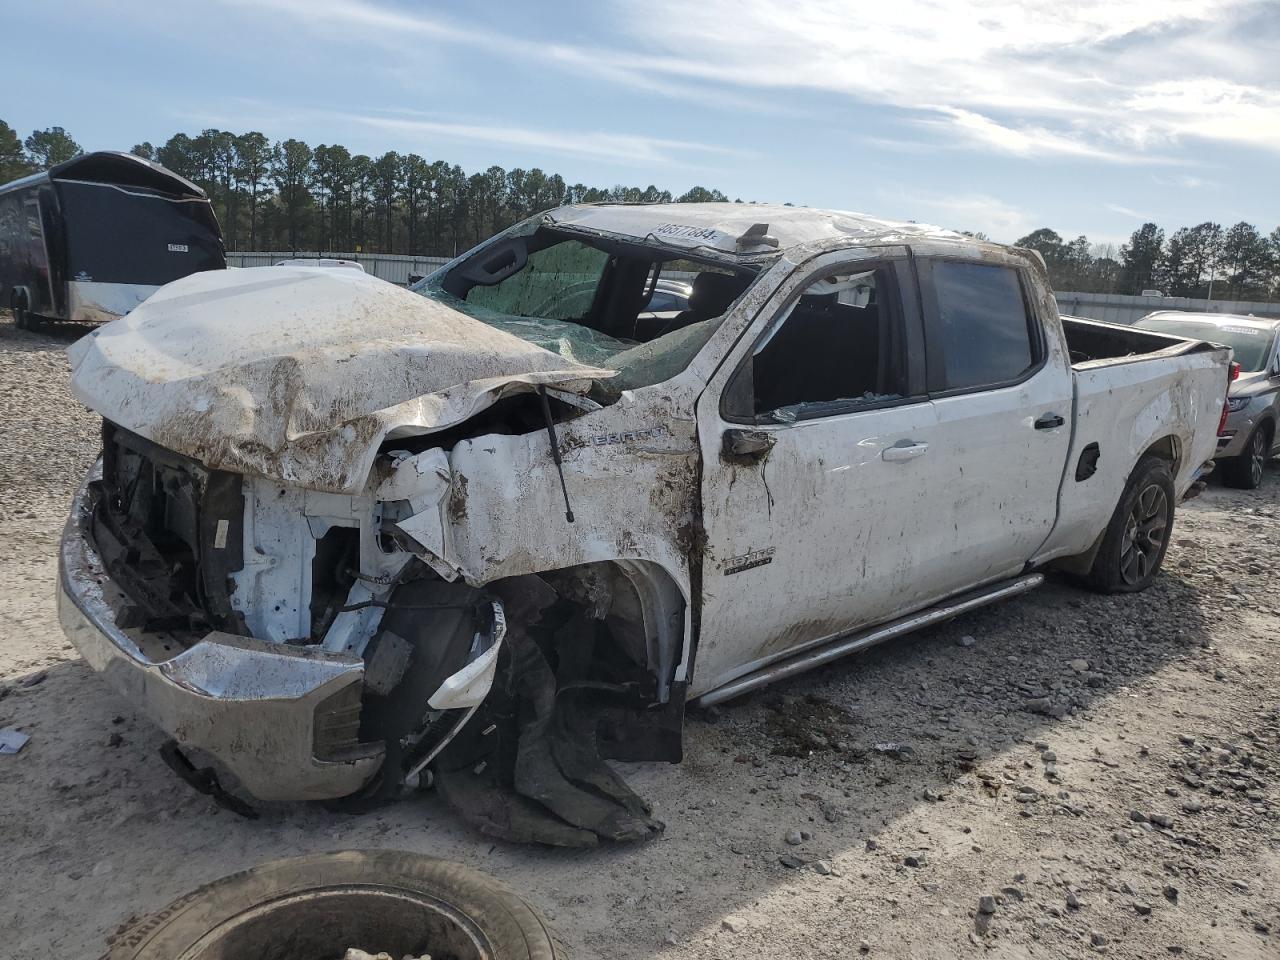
[1250,430,1266,487]
[1119,483,1168,586]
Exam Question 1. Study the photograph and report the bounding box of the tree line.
[1,120,730,258]
[5,119,1278,302]
[1014,222,1280,302]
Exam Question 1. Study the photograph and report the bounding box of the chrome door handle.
[882,441,929,462]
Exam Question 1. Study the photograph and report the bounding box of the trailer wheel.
[11,293,30,330]
[1084,454,1175,593]
[101,849,570,960]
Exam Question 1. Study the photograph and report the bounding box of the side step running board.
[696,573,1045,707]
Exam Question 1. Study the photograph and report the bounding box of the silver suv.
[1136,311,1280,488]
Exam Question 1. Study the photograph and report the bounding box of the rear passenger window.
[930,262,1036,390]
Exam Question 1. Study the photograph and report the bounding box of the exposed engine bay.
[88,419,681,846]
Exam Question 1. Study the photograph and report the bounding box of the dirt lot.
[1,315,1276,959]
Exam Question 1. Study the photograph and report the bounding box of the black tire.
[12,297,29,330]
[1222,423,1270,489]
[1085,455,1175,593]
[102,849,570,960]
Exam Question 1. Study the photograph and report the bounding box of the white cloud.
[348,114,739,166]
[602,0,1274,160]
[199,0,1279,165]
[1153,174,1220,190]
[880,190,1034,241]
[915,107,1143,162]
[1105,203,1144,218]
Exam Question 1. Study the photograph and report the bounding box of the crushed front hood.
[68,267,613,494]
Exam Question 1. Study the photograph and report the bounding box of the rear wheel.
[1085,455,1175,593]
[1223,424,1270,489]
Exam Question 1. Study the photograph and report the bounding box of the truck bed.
[1033,318,1231,568]
[1061,314,1218,367]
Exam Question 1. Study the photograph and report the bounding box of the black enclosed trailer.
[0,151,224,328]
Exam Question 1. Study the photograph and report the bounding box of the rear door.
[909,258,1074,593]
[693,247,944,696]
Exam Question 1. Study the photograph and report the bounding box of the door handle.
[882,441,929,462]
[1035,413,1065,430]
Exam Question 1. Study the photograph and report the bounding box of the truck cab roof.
[542,202,973,260]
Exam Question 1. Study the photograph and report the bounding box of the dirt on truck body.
[58,202,1229,846]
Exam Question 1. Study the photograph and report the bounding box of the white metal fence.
[226,251,451,286]
[226,252,1280,324]
[1052,291,1280,325]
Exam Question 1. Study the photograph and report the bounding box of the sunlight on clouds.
[212,0,1276,163]
[609,0,1272,160]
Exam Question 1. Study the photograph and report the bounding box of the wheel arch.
[1140,434,1181,474]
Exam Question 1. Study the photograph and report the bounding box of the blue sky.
[6,0,1279,245]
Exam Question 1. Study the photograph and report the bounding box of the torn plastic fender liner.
[429,601,507,710]
[378,448,465,581]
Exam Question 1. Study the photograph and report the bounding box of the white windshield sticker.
[1219,326,1259,335]
[168,243,189,253]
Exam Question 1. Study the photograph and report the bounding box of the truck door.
[909,257,1074,595]
[693,247,940,697]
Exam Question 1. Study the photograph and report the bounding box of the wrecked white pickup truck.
[58,203,1230,845]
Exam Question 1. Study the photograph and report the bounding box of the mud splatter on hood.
[68,267,612,494]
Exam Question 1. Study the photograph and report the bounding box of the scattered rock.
[784,829,803,846]
[977,895,997,914]
[957,635,976,648]
[903,854,927,868]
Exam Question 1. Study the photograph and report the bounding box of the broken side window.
[731,263,911,423]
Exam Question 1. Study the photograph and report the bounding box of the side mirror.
[723,428,776,462]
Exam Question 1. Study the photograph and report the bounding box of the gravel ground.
[0,313,1277,959]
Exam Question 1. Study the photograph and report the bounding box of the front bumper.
[57,466,384,801]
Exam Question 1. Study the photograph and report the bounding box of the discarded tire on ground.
[103,849,569,960]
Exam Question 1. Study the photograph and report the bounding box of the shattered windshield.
[416,227,757,395]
